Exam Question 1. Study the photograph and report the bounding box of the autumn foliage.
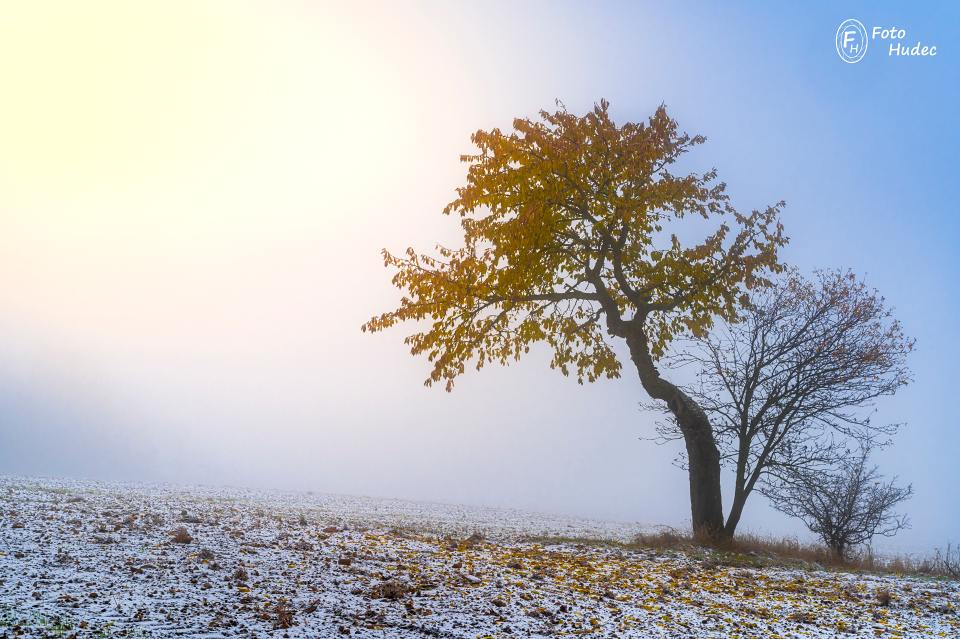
[363,100,785,390]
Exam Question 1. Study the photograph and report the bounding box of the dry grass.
[733,537,960,579]
[711,533,837,565]
[631,528,690,550]
[918,544,960,579]
[705,533,960,578]
[524,529,959,579]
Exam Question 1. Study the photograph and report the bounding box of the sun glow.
[0,2,421,229]
[0,2,435,353]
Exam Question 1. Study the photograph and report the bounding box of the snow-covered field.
[1,476,957,638]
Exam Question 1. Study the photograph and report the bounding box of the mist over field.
[1,0,958,561]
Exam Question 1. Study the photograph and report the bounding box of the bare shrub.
[766,447,911,561]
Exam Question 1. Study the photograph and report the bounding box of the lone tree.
[766,446,912,560]
[657,269,913,536]
[363,100,786,537]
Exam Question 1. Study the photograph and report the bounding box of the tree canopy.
[363,100,786,391]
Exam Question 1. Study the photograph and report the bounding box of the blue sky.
[0,1,956,554]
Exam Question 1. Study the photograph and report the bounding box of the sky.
[0,1,957,555]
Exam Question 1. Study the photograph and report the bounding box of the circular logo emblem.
[836,19,868,63]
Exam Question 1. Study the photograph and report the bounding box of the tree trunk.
[724,447,750,537]
[625,329,726,539]
[724,489,747,537]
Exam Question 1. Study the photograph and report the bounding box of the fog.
[1,1,958,555]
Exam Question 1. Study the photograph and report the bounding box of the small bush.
[170,526,193,544]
